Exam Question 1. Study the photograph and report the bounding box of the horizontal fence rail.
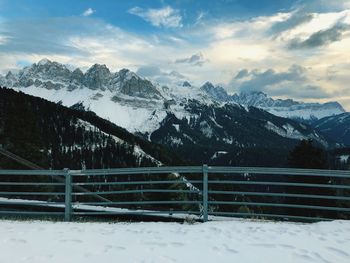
[0,166,349,222]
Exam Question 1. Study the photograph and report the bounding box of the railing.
[0,166,349,222]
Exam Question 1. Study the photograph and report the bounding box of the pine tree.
[288,139,328,169]
[287,139,335,218]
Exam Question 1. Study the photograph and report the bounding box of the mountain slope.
[312,113,350,146]
[0,87,182,169]
[150,100,329,166]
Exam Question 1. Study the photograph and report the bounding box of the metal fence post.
[64,168,72,221]
[202,164,208,222]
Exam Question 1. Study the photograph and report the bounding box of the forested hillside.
[0,87,183,169]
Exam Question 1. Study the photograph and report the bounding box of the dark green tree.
[288,139,328,169]
[287,139,335,218]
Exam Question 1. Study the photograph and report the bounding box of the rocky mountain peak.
[86,64,110,75]
[200,82,230,102]
[183,81,191,87]
[37,58,51,66]
[5,71,15,79]
[83,64,111,90]
[201,81,215,89]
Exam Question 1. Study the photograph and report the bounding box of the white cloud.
[0,35,9,45]
[195,11,206,25]
[82,8,95,17]
[128,6,182,28]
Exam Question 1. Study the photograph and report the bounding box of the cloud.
[195,11,207,25]
[234,69,249,79]
[136,66,162,77]
[0,2,349,108]
[175,52,208,66]
[289,22,350,49]
[0,16,164,72]
[269,10,314,35]
[128,6,182,28]
[230,65,330,99]
[0,35,9,45]
[136,65,188,86]
[82,8,95,17]
[233,65,306,92]
[296,0,350,13]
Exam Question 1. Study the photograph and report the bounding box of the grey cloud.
[136,65,186,85]
[235,65,307,93]
[175,52,208,66]
[267,84,330,99]
[136,66,162,77]
[234,69,249,79]
[289,23,350,49]
[230,65,329,100]
[269,11,314,35]
[294,0,350,13]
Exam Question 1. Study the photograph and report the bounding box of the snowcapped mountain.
[199,84,345,120]
[0,59,213,135]
[3,59,162,99]
[200,82,232,102]
[150,100,330,166]
[0,59,337,163]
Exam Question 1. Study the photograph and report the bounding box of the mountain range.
[200,82,345,120]
[0,59,349,166]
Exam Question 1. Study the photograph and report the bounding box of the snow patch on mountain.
[77,119,162,166]
[211,151,228,160]
[339,155,349,163]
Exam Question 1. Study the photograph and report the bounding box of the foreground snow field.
[1,220,350,263]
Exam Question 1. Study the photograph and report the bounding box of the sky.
[0,0,350,110]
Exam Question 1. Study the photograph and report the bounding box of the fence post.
[64,168,72,222]
[202,164,208,222]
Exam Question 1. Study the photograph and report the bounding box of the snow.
[76,119,162,165]
[169,136,183,146]
[211,151,228,160]
[265,121,304,140]
[172,124,180,132]
[37,58,51,66]
[1,219,350,263]
[339,155,349,163]
[13,86,167,134]
[200,120,213,138]
[267,105,344,121]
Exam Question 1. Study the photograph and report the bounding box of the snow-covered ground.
[1,219,350,263]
